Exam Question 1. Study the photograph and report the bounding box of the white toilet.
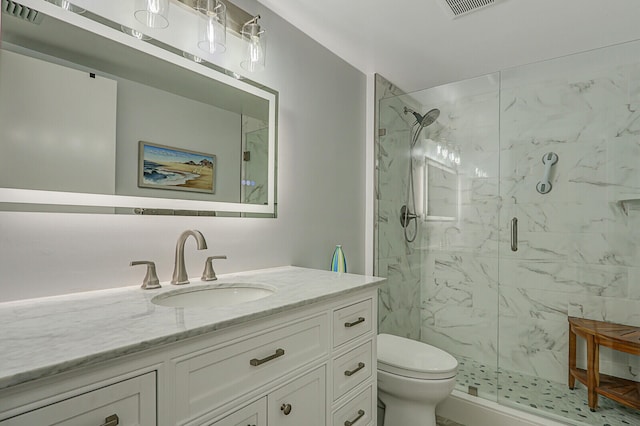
[377,334,458,426]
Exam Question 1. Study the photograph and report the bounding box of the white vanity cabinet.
[0,373,156,426]
[172,313,329,421]
[176,290,376,426]
[0,287,378,426]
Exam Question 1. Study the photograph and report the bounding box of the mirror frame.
[0,0,278,216]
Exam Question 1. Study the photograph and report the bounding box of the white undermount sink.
[151,283,276,308]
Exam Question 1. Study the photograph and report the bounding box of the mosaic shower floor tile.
[454,356,640,426]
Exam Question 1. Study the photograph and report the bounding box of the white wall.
[0,0,367,302]
[0,49,117,195]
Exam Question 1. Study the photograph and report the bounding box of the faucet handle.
[130,261,161,289]
[202,255,227,281]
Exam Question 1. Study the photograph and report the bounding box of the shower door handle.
[511,217,518,252]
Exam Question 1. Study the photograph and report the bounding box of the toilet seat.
[377,334,458,380]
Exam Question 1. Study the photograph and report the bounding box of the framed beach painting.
[138,141,216,194]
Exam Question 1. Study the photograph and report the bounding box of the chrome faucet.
[171,230,208,285]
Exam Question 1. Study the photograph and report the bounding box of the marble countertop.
[0,266,384,390]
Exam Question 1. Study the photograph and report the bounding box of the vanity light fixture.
[197,0,226,54]
[240,15,266,72]
[131,0,267,72]
[134,0,170,29]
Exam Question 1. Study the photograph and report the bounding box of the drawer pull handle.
[281,403,292,415]
[344,409,365,426]
[345,317,365,328]
[250,348,285,366]
[100,415,119,426]
[344,362,365,377]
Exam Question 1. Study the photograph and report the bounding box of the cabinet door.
[267,366,326,426]
[208,398,266,426]
[0,373,155,426]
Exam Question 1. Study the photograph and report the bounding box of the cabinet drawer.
[267,366,326,426]
[0,372,156,426]
[333,299,373,347]
[174,313,329,421]
[333,385,374,426]
[333,340,373,401]
[208,398,266,426]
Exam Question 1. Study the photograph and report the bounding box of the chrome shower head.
[420,108,440,127]
[404,106,440,128]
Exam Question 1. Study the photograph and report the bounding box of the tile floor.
[455,357,640,426]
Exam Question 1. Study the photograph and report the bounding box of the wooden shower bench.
[568,317,640,411]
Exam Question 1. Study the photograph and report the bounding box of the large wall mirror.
[0,0,277,216]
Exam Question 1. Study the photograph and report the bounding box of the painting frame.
[138,141,216,194]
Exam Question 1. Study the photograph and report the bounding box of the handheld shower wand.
[400,106,441,243]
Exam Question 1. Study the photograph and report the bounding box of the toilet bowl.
[377,334,458,426]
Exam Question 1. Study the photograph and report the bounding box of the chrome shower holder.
[536,152,558,194]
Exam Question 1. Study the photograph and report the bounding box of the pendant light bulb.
[134,0,170,29]
[197,0,227,54]
[241,16,266,72]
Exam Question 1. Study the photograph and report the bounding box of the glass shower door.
[375,73,502,401]
[497,40,640,425]
[376,79,423,340]
[415,74,502,401]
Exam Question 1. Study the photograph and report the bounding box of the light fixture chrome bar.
[175,0,252,36]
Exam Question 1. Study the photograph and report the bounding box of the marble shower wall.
[410,40,640,394]
[498,40,640,384]
[416,75,501,377]
[375,74,422,339]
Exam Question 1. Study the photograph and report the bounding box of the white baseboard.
[436,390,577,426]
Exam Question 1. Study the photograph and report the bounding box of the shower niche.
[423,158,458,222]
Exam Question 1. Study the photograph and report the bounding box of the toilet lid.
[377,334,458,380]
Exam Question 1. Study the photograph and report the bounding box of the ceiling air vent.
[1,0,44,24]
[438,0,502,18]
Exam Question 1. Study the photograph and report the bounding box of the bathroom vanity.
[0,267,383,425]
